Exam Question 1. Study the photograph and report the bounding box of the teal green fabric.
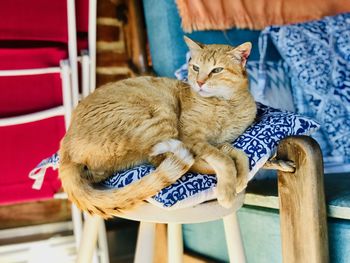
[329,218,350,263]
[248,172,350,211]
[183,173,350,262]
[324,173,350,209]
[142,0,280,78]
[183,206,282,263]
[183,220,229,262]
[183,205,350,263]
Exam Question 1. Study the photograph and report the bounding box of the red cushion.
[0,73,63,117]
[76,0,89,33]
[77,37,89,52]
[0,116,65,205]
[0,46,67,70]
[0,0,68,43]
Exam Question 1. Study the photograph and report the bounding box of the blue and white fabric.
[247,61,294,112]
[175,53,295,112]
[30,103,319,209]
[259,13,350,173]
[174,52,191,82]
[29,152,60,190]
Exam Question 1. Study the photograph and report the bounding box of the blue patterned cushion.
[175,54,295,111]
[30,104,319,209]
[101,103,319,209]
[260,13,350,172]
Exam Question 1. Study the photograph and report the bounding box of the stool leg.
[223,212,246,263]
[76,215,100,263]
[167,223,183,263]
[98,218,110,263]
[83,212,100,263]
[71,204,83,250]
[134,222,156,263]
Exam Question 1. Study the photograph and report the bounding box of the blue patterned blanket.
[259,13,350,173]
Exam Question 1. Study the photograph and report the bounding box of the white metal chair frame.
[0,0,107,262]
[0,60,89,261]
[80,0,97,96]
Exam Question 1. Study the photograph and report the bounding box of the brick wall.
[96,0,148,87]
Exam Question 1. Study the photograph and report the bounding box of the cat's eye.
[192,65,200,72]
[211,67,224,74]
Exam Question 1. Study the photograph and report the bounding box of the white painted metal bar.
[60,60,73,128]
[0,221,73,240]
[134,222,156,263]
[67,0,79,107]
[0,106,64,127]
[223,212,246,263]
[89,0,97,92]
[0,235,76,263]
[60,59,84,259]
[53,192,68,199]
[0,67,60,76]
[168,223,184,263]
[81,51,91,98]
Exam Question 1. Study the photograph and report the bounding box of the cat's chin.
[196,89,226,99]
[198,90,213,97]
[197,89,233,100]
[191,88,213,98]
[189,84,212,97]
[189,84,231,99]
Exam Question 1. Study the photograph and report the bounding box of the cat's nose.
[197,80,205,87]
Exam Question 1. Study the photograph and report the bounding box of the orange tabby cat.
[59,36,257,218]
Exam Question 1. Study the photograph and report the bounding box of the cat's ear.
[228,42,252,67]
[184,36,204,56]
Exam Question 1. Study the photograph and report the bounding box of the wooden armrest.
[276,135,329,263]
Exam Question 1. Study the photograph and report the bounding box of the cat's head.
[184,36,251,100]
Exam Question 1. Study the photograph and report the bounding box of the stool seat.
[122,193,246,263]
[78,193,247,263]
[117,192,245,224]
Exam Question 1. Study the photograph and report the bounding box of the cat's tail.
[58,139,194,219]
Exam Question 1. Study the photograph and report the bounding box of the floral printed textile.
[260,13,350,172]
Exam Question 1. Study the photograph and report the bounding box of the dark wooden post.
[277,136,329,263]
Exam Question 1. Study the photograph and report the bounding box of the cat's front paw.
[236,171,248,193]
[215,179,237,208]
[220,145,249,194]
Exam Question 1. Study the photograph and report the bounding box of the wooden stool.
[76,136,329,263]
[77,192,246,263]
[121,192,245,263]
